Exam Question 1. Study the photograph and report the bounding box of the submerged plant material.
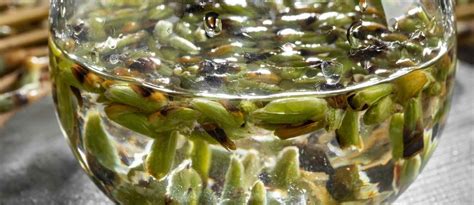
[51,0,451,97]
[84,112,120,171]
[50,0,456,204]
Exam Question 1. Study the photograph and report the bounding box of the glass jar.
[49,0,456,204]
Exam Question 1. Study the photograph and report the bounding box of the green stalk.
[363,95,394,125]
[191,138,211,185]
[422,130,438,167]
[221,157,246,205]
[199,188,218,205]
[251,97,327,124]
[312,12,353,27]
[53,80,77,138]
[84,112,120,171]
[241,151,261,189]
[154,20,174,43]
[347,83,393,111]
[389,113,405,161]
[274,120,326,140]
[239,100,258,114]
[99,0,144,7]
[105,84,168,113]
[175,21,194,41]
[147,6,173,21]
[394,70,428,103]
[145,131,179,180]
[112,184,155,205]
[398,155,422,191]
[336,109,363,150]
[248,181,266,205]
[169,35,200,54]
[193,28,208,42]
[272,146,301,188]
[149,107,200,133]
[325,108,346,131]
[87,17,107,41]
[220,2,256,17]
[403,97,424,158]
[187,189,199,205]
[191,99,244,128]
[168,165,203,204]
[104,104,154,137]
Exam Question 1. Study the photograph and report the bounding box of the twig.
[458,20,474,45]
[0,28,48,52]
[0,6,48,26]
[0,70,19,92]
[0,46,48,77]
[456,3,474,21]
[0,56,50,114]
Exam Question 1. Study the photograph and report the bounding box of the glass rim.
[51,38,455,100]
[49,0,457,100]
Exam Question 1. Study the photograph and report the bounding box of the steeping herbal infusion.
[49,0,456,204]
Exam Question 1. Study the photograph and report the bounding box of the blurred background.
[0,0,472,204]
[0,0,49,125]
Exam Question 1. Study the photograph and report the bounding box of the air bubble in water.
[321,61,343,85]
[388,18,398,31]
[104,37,117,49]
[204,12,222,38]
[109,54,120,64]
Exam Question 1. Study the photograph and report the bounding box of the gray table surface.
[0,63,473,205]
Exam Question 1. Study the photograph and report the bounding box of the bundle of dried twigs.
[457,0,474,46]
[0,0,49,126]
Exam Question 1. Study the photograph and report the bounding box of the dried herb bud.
[204,75,225,87]
[349,42,387,61]
[326,95,348,109]
[274,121,325,140]
[71,64,88,84]
[201,123,236,150]
[244,52,272,63]
[128,57,157,73]
[199,60,239,75]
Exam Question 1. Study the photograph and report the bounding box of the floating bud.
[204,12,222,38]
